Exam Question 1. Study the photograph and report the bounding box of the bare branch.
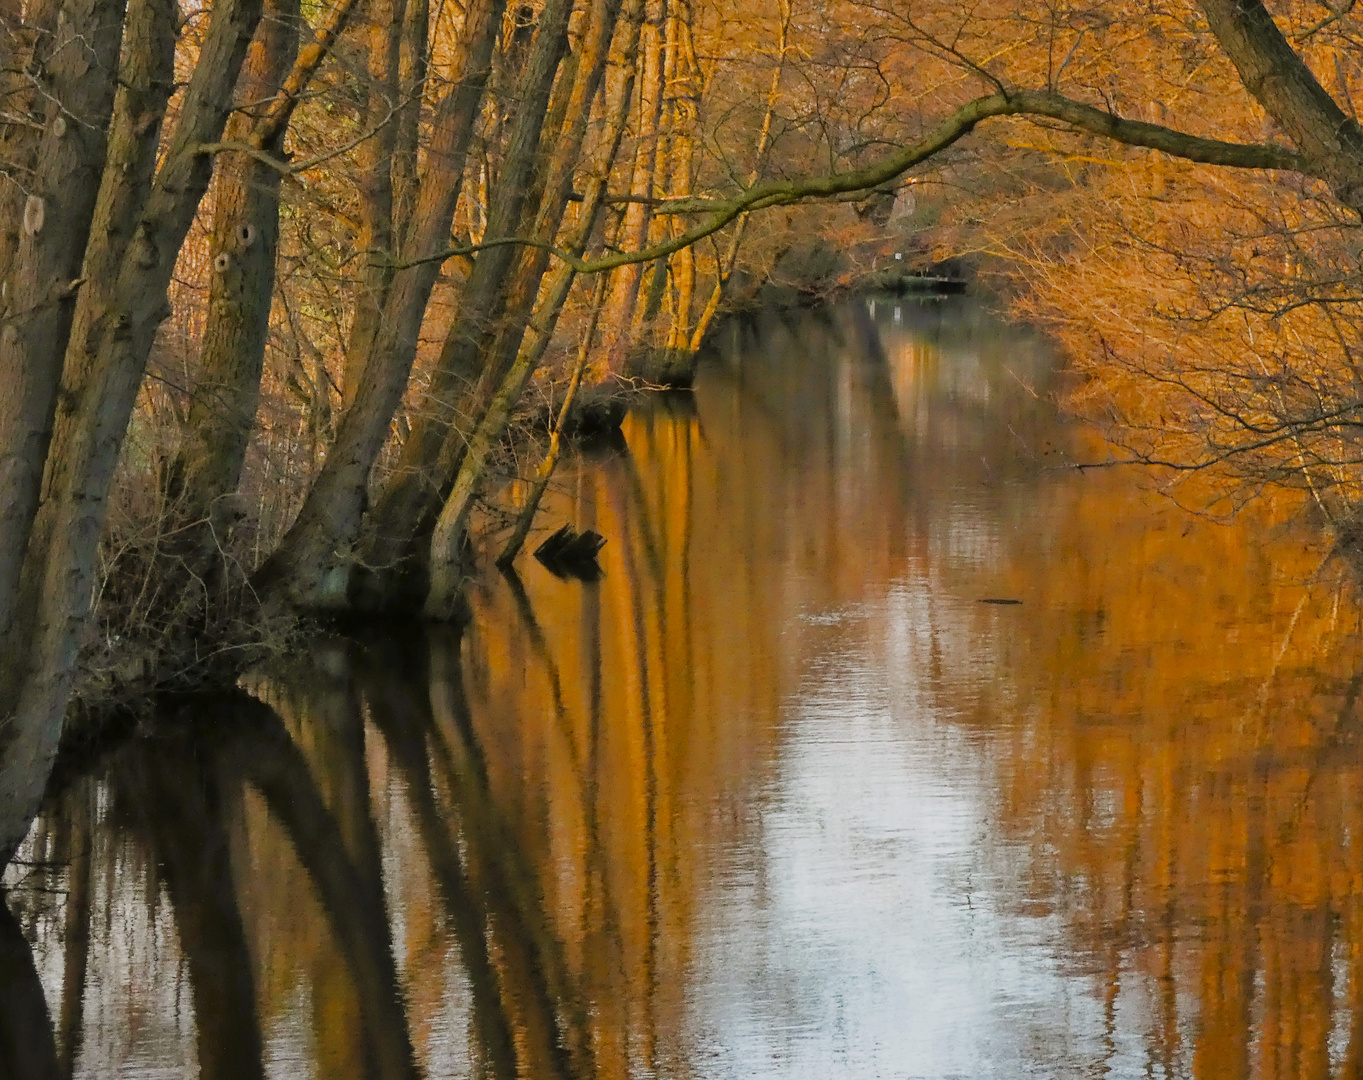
[395,88,1307,275]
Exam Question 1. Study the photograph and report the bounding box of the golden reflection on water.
[5,300,1363,1079]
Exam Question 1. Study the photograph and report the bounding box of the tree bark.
[166,0,303,536]
[0,0,263,866]
[251,0,506,609]
[339,0,406,409]
[0,0,125,669]
[1198,0,1363,207]
[354,0,581,584]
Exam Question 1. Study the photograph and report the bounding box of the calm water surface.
[5,300,1362,1079]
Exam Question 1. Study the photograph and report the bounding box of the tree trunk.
[391,0,429,228]
[359,0,625,605]
[424,261,579,614]
[597,0,666,370]
[251,0,506,609]
[166,0,303,537]
[1198,0,1363,205]
[339,0,406,409]
[0,0,263,866]
[424,0,646,611]
[687,0,786,351]
[496,273,607,566]
[662,0,697,351]
[0,0,125,670]
[0,0,63,285]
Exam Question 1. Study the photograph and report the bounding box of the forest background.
[1,0,1362,863]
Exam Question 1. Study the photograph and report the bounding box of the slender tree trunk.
[424,263,580,614]
[251,0,506,609]
[391,0,429,227]
[360,0,627,605]
[425,0,645,611]
[495,272,607,566]
[687,0,786,351]
[340,0,406,408]
[597,0,666,370]
[0,0,263,865]
[663,0,697,351]
[165,0,303,536]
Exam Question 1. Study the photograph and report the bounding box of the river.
[5,298,1362,1079]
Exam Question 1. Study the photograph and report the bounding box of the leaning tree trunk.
[495,274,608,566]
[251,0,506,610]
[0,0,263,865]
[1198,0,1363,209]
[360,0,631,606]
[424,0,646,612]
[353,0,582,593]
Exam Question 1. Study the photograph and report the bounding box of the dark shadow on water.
[0,897,60,1080]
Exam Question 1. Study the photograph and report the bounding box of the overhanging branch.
[392,88,1309,276]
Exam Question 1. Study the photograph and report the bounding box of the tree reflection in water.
[4,299,1363,1078]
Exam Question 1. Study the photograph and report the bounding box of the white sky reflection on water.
[686,579,1144,1080]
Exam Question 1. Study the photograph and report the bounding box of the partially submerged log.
[533,524,607,580]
